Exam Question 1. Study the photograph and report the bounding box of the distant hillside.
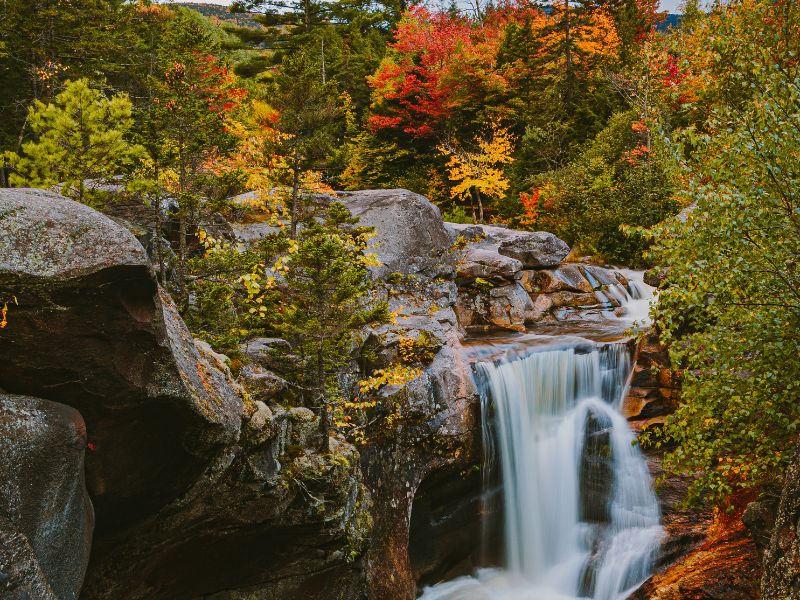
[177,2,263,29]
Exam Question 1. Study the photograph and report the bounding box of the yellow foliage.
[0,295,17,330]
[439,121,514,204]
[358,364,422,393]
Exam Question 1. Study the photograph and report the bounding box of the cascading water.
[420,274,661,600]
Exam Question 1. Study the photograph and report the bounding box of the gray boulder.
[456,283,538,331]
[342,189,454,278]
[762,444,800,599]
[487,284,537,331]
[239,364,288,403]
[0,188,149,279]
[457,248,522,281]
[0,394,93,600]
[0,517,59,600]
[497,231,570,267]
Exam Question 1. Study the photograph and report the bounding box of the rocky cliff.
[0,186,781,600]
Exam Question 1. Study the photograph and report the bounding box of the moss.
[344,484,373,562]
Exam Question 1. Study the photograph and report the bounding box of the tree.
[530,110,676,263]
[268,47,340,237]
[244,202,389,451]
[6,79,144,206]
[0,0,134,171]
[439,122,515,223]
[641,0,800,506]
[147,33,245,298]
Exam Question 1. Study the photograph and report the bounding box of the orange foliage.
[518,189,540,227]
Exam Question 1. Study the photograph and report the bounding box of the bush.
[531,111,678,265]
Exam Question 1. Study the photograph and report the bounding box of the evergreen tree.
[0,0,134,170]
[270,202,388,451]
[6,79,144,206]
[145,14,245,299]
[268,47,340,237]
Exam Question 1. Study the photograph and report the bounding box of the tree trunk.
[154,194,166,286]
[316,348,330,453]
[177,214,187,300]
[469,191,477,223]
[177,143,188,300]
[290,154,301,238]
[564,0,573,105]
[471,187,484,224]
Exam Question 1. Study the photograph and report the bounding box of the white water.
[420,275,661,600]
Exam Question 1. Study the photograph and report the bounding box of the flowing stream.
[420,274,662,600]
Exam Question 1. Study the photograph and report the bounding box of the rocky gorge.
[0,187,792,600]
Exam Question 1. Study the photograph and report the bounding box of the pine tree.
[144,12,245,299]
[259,202,389,451]
[268,47,340,237]
[6,79,144,206]
[0,0,134,172]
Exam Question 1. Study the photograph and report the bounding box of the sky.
[168,0,686,12]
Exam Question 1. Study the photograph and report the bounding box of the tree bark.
[316,348,330,453]
[290,153,301,238]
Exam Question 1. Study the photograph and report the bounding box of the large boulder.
[457,248,522,281]
[497,231,570,267]
[0,189,243,533]
[361,332,481,600]
[0,394,93,600]
[517,265,594,294]
[342,189,454,279]
[446,223,570,268]
[455,283,539,332]
[0,189,374,600]
[0,517,59,600]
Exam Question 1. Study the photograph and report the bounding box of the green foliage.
[184,230,262,355]
[532,110,677,264]
[0,0,133,155]
[186,202,390,443]
[262,202,389,448]
[266,46,340,235]
[641,0,800,505]
[6,79,144,206]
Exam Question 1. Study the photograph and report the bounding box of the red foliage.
[368,4,522,138]
[662,55,685,87]
[163,53,247,116]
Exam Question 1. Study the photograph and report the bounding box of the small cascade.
[420,340,661,600]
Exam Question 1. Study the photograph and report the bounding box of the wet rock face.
[762,445,800,599]
[628,449,762,600]
[0,394,93,600]
[358,281,481,599]
[342,189,455,279]
[408,465,487,588]
[624,336,680,428]
[580,409,614,524]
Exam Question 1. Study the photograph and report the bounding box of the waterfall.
[420,341,662,600]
